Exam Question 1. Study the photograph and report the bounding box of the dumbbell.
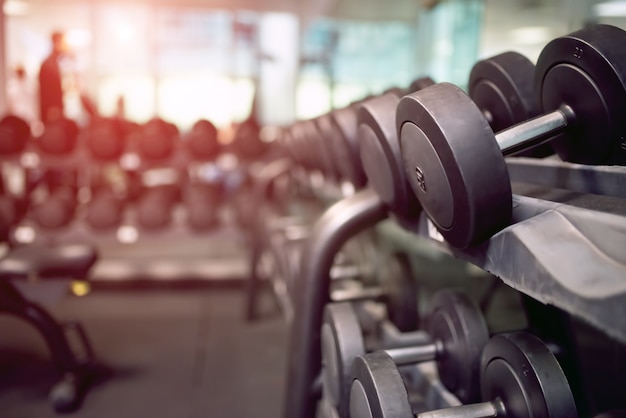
[137,118,178,162]
[230,118,266,160]
[185,183,220,231]
[350,332,577,418]
[397,24,626,248]
[186,119,220,161]
[361,54,540,228]
[85,189,125,230]
[135,185,178,230]
[330,251,419,333]
[32,186,77,229]
[321,290,488,418]
[85,118,126,162]
[38,118,79,155]
[0,115,30,156]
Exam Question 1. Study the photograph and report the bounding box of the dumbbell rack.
[406,156,626,345]
[284,155,626,418]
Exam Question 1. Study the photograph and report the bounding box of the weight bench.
[0,242,98,413]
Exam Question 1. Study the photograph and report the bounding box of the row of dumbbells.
[21,181,221,233]
[275,23,626,418]
[318,291,578,418]
[0,115,223,163]
[278,24,626,248]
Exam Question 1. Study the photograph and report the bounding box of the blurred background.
[1,0,625,130]
[0,1,625,417]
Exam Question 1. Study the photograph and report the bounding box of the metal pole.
[283,188,387,418]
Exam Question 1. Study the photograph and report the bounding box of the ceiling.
[19,0,425,22]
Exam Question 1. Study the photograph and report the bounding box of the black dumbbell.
[32,186,77,229]
[350,332,577,418]
[321,290,488,418]
[137,118,178,162]
[186,119,220,161]
[185,183,220,231]
[0,115,30,156]
[85,189,125,230]
[468,52,538,134]
[360,55,539,227]
[38,118,79,156]
[135,185,178,230]
[397,24,626,248]
[330,251,419,332]
[85,118,126,162]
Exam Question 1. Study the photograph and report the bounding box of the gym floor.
[0,284,287,418]
[0,217,288,418]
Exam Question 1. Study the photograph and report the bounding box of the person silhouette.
[38,31,68,123]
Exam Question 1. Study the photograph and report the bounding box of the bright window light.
[595,1,626,16]
[509,27,552,46]
[3,0,29,16]
[98,75,155,123]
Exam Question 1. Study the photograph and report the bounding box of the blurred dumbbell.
[37,118,79,156]
[32,186,77,229]
[0,194,27,226]
[230,118,266,160]
[0,115,30,156]
[135,185,178,230]
[185,183,220,231]
[350,332,577,418]
[187,119,220,161]
[85,118,126,162]
[137,118,178,162]
[85,189,125,230]
[322,290,487,418]
[330,252,419,332]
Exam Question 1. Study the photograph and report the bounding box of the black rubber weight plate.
[397,83,512,248]
[469,51,538,132]
[350,352,413,418]
[481,332,577,418]
[426,290,489,403]
[322,302,366,418]
[535,24,626,165]
[358,93,413,217]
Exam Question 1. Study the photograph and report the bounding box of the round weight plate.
[379,252,419,332]
[188,119,219,160]
[327,110,357,183]
[314,115,341,179]
[469,51,538,133]
[332,107,367,188]
[397,83,512,248]
[87,120,125,161]
[350,352,413,418]
[407,76,436,95]
[426,290,488,403]
[481,332,577,418]
[300,120,325,172]
[322,302,366,418]
[287,123,308,168]
[535,24,626,165]
[136,188,174,230]
[139,119,175,161]
[34,188,76,229]
[39,119,78,155]
[86,192,124,230]
[0,115,29,155]
[358,93,420,221]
